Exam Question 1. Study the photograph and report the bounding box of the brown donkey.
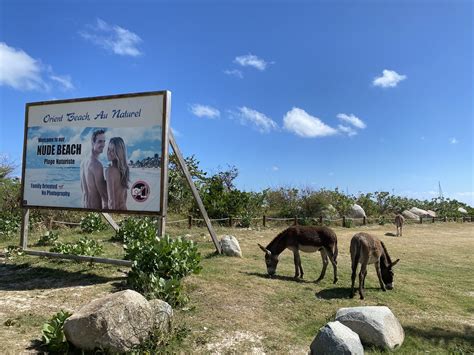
[350,232,400,299]
[395,214,405,237]
[258,226,338,283]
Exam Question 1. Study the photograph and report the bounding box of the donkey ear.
[258,243,271,255]
[391,259,400,267]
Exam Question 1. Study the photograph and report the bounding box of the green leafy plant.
[36,231,59,246]
[344,218,353,228]
[123,220,201,306]
[3,245,24,260]
[42,310,72,353]
[80,213,107,233]
[50,236,103,256]
[378,216,386,226]
[0,213,20,240]
[113,216,157,242]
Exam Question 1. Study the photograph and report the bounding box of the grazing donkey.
[258,226,338,283]
[395,214,405,237]
[350,232,400,299]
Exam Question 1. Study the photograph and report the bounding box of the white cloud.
[0,42,48,91]
[189,104,220,119]
[0,42,74,92]
[338,124,357,137]
[283,107,338,138]
[450,137,458,144]
[272,166,279,171]
[337,113,366,129]
[234,54,269,71]
[50,74,74,90]
[373,69,406,88]
[80,18,143,57]
[224,69,243,78]
[234,106,278,133]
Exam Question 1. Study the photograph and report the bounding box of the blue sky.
[1,0,473,205]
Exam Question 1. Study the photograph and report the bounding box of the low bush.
[36,231,59,246]
[123,219,201,306]
[0,212,20,240]
[113,216,157,242]
[80,213,107,233]
[42,310,72,353]
[50,237,103,256]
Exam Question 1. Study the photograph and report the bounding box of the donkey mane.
[380,241,392,266]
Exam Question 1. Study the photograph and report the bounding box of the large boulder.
[458,207,468,214]
[402,210,418,220]
[426,210,437,218]
[348,204,366,219]
[149,299,173,333]
[64,290,154,352]
[335,306,404,350]
[409,207,431,218]
[220,235,242,257]
[310,321,364,355]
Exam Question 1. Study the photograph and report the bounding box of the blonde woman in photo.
[106,137,129,210]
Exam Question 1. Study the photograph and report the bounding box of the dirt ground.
[0,221,473,353]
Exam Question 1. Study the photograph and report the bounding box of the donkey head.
[380,258,400,289]
[258,244,279,277]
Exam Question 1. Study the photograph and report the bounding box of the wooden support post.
[188,215,193,229]
[20,208,29,250]
[432,216,435,223]
[102,213,119,232]
[420,216,423,224]
[23,249,132,266]
[169,132,222,254]
[363,216,366,225]
[343,216,346,227]
[319,216,323,225]
[263,215,266,227]
[294,216,298,226]
[444,216,447,222]
[229,216,233,228]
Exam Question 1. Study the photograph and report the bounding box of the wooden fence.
[166,214,474,229]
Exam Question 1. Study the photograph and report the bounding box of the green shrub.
[80,213,107,233]
[3,245,24,260]
[36,231,59,246]
[113,216,157,242]
[344,218,353,228]
[0,212,20,240]
[378,216,386,226]
[124,221,201,306]
[42,310,72,353]
[50,236,103,256]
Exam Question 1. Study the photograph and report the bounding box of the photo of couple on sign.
[80,129,130,211]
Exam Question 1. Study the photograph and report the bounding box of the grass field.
[0,221,473,353]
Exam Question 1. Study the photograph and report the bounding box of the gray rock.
[426,210,437,218]
[402,210,418,220]
[458,207,468,214]
[335,306,404,350]
[220,235,242,257]
[64,289,153,352]
[310,321,364,355]
[149,299,173,333]
[348,204,366,218]
[409,207,431,218]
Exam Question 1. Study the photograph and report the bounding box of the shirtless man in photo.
[80,129,108,209]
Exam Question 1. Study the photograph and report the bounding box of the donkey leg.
[324,247,338,284]
[400,225,403,237]
[350,262,358,298]
[315,249,328,283]
[293,250,302,279]
[375,262,387,291]
[359,264,367,300]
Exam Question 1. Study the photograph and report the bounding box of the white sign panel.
[21,91,170,213]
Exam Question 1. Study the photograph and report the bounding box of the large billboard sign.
[21,91,170,214]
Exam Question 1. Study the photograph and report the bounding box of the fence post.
[343,216,346,227]
[432,217,435,223]
[363,216,366,225]
[229,216,233,227]
[263,215,266,227]
[294,216,298,226]
[444,216,447,222]
[419,216,423,224]
[188,215,192,229]
[319,216,323,225]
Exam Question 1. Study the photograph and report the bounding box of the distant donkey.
[350,232,400,299]
[395,214,405,237]
[258,226,338,283]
